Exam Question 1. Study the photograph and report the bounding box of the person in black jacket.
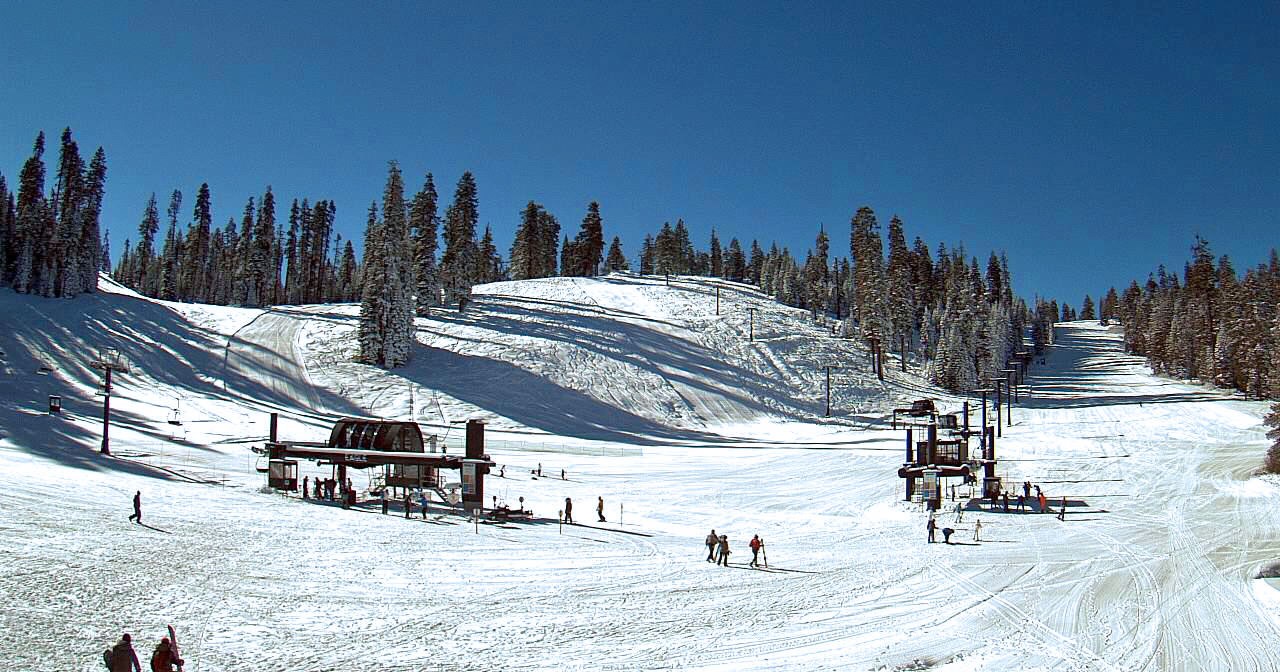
[128,491,142,524]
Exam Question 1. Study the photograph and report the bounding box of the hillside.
[1,275,1278,671]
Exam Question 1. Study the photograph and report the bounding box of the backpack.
[103,649,114,670]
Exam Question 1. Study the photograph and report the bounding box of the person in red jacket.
[749,534,763,567]
[150,636,183,672]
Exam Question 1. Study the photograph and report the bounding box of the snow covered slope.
[1,277,1278,671]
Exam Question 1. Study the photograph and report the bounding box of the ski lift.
[168,398,183,426]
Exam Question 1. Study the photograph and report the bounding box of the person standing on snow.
[597,496,606,522]
[403,491,411,519]
[717,535,731,566]
[302,476,309,500]
[1057,496,1067,521]
[150,636,182,672]
[564,497,574,524]
[706,529,719,562]
[927,516,937,543]
[953,501,963,523]
[749,534,763,567]
[128,491,142,524]
[973,518,983,541]
[107,632,141,672]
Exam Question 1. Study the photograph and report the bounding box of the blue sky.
[2,1,1276,307]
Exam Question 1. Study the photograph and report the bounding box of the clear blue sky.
[2,1,1276,307]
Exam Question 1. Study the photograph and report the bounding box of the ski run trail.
[1,273,1278,671]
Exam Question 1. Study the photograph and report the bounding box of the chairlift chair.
[168,399,183,426]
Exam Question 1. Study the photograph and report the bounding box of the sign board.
[462,462,476,495]
[922,469,940,503]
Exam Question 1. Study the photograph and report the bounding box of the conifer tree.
[250,187,276,307]
[727,238,747,283]
[133,194,160,293]
[510,201,543,281]
[0,176,12,284]
[1081,295,1096,320]
[477,225,501,283]
[410,173,440,314]
[182,183,213,302]
[639,234,655,275]
[159,190,182,301]
[13,132,48,294]
[573,201,604,276]
[885,215,914,366]
[440,171,479,304]
[709,229,723,278]
[605,236,628,272]
[357,201,385,365]
[378,163,414,367]
[850,206,888,341]
[1265,402,1280,473]
[747,240,764,285]
[337,240,357,301]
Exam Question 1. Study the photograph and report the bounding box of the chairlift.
[168,398,183,426]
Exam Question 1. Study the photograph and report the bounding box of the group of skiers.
[301,476,351,502]
[561,496,607,524]
[103,632,181,672]
[928,479,1071,544]
[704,530,765,568]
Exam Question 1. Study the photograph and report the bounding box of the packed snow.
[1,274,1277,671]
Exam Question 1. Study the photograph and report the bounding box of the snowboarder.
[749,534,763,567]
[128,491,142,524]
[717,534,730,566]
[564,497,573,524]
[927,516,937,543]
[973,518,983,541]
[597,496,606,522]
[706,529,719,562]
[1057,497,1067,521]
[150,636,182,672]
[106,633,141,672]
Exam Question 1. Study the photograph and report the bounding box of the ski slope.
[0,275,1277,671]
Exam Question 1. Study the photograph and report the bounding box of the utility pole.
[91,350,130,455]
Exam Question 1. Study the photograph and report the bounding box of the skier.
[561,468,566,480]
[749,534,763,567]
[381,492,388,515]
[1002,491,1010,512]
[926,516,937,543]
[128,491,142,524]
[973,518,983,542]
[302,476,309,499]
[150,636,182,672]
[706,529,719,562]
[1057,497,1067,521]
[420,492,429,519]
[717,534,730,566]
[1016,494,1025,512]
[107,633,141,672]
[953,501,963,523]
[1022,481,1031,500]
[597,496,606,522]
[403,492,411,519]
[1038,491,1048,514]
[564,497,574,524]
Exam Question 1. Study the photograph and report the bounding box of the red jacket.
[749,537,761,552]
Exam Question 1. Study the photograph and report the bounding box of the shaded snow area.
[0,274,1278,671]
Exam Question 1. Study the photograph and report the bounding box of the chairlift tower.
[90,349,130,455]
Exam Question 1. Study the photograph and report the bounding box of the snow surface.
[1,274,1278,671]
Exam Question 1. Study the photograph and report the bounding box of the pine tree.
[284,200,300,303]
[477,225,501,283]
[885,215,914,366]
[410,173,440,314]
[1081,295,1096,320]
[440,171,479,304]
[709,229,723,278]
[182,183,212,302]
[134,194,160,292]
[250,187,276,307]
[0,176,13,285]
[605,236,628,272]
[379,162,414,367]
[574,201,604,276]
[357,201,385,365]
[337,240,357,302]
[159,190,182,301]
[13,132,48,294]
[639,234,655,275]
[510,201,543,281]
[850,206,888,341]
[746,240,763,285]
[1265,402,1280,473]
[236,197,256,304]
[52,128,86,297]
